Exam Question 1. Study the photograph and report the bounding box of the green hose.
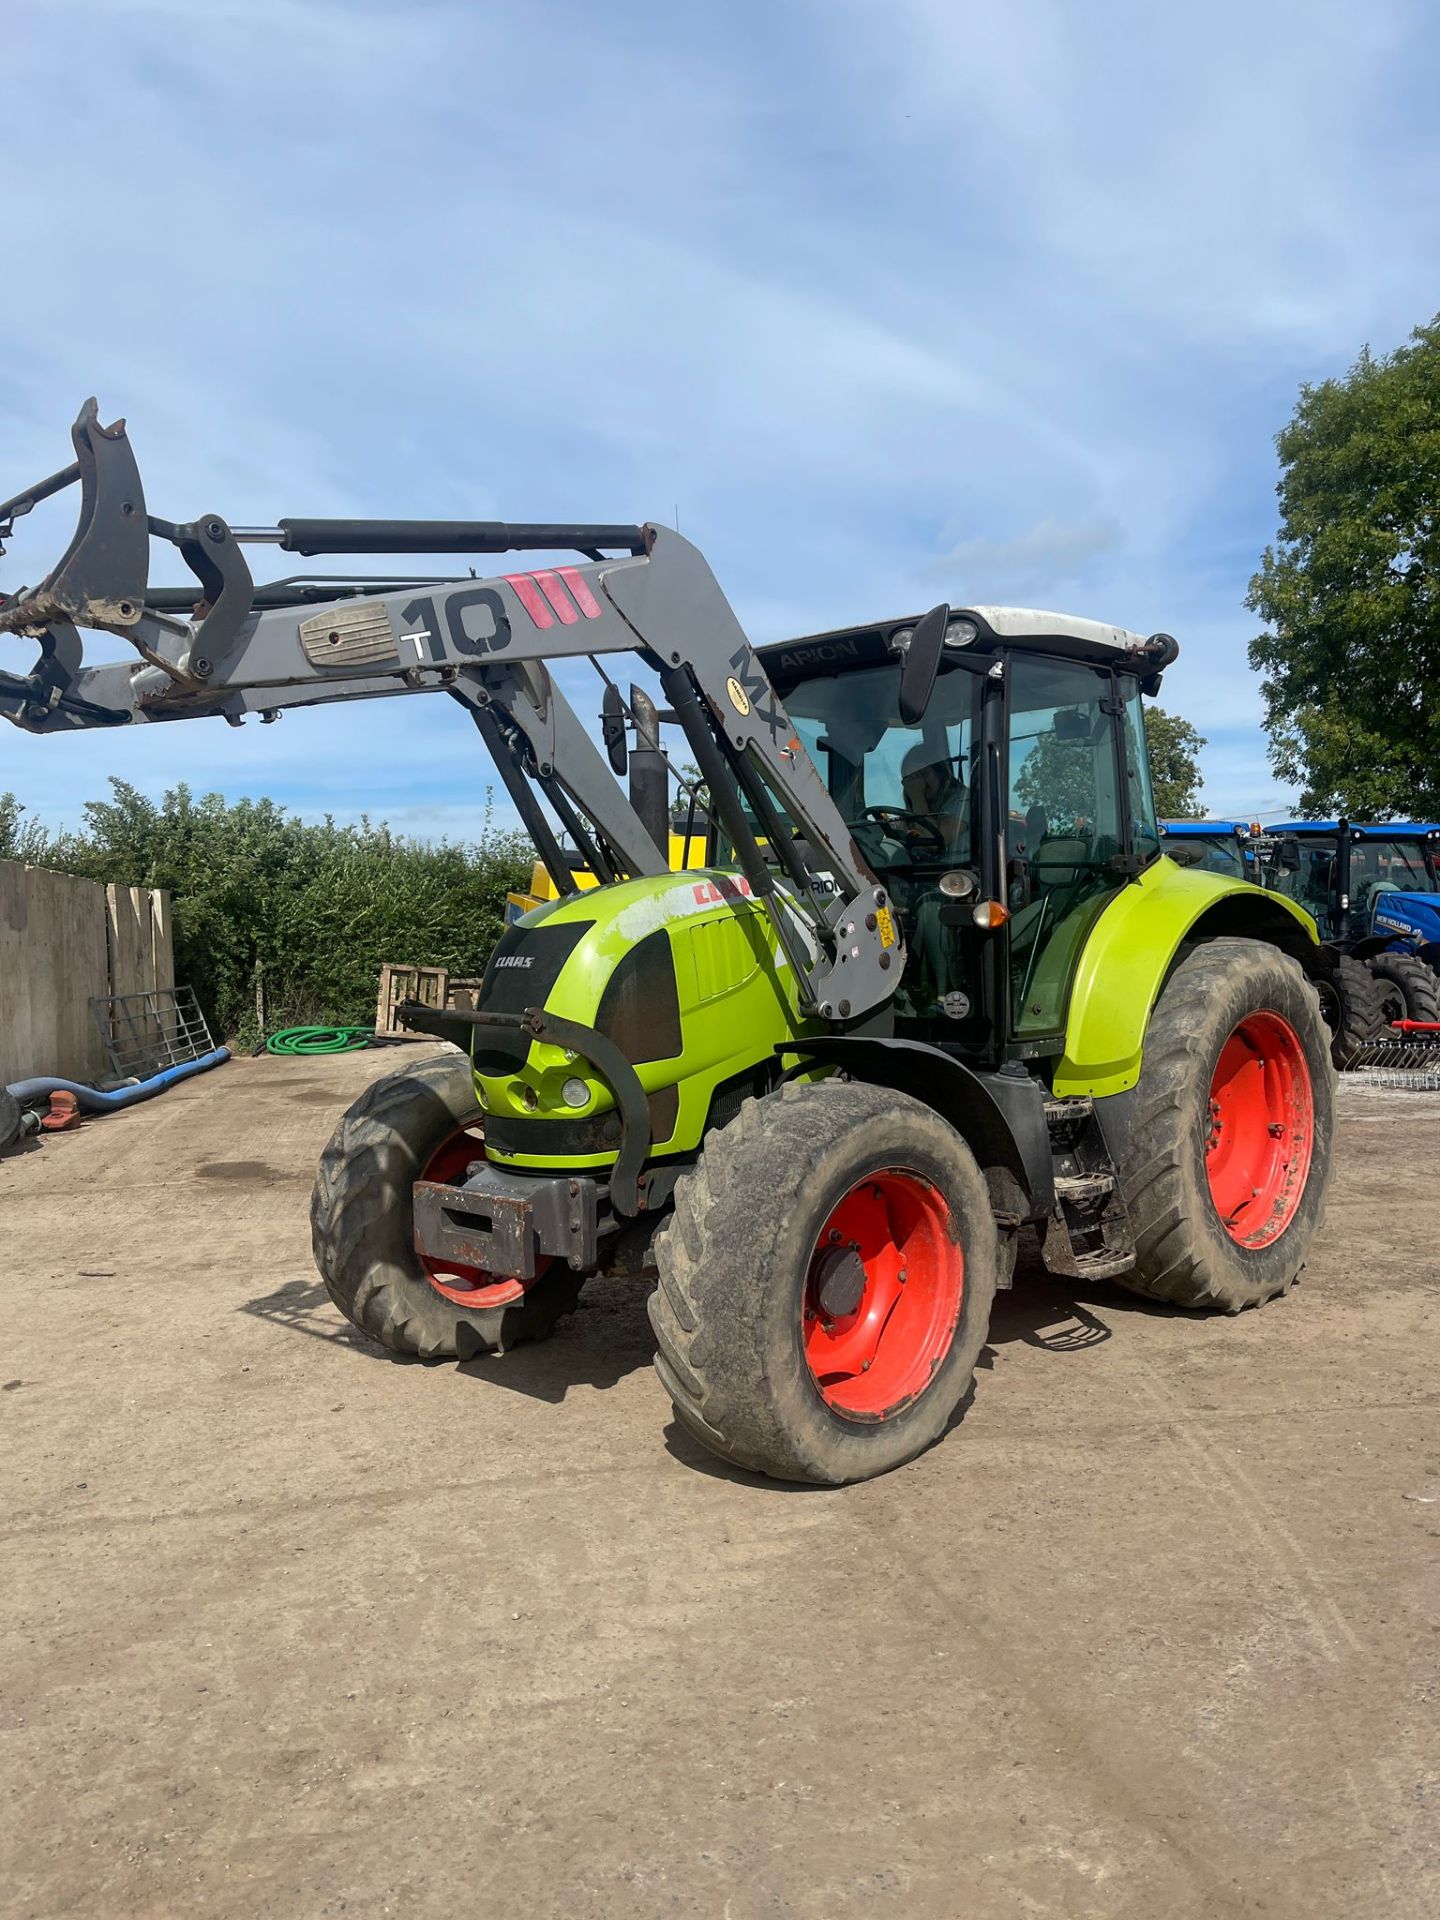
[263,1026,374,1056]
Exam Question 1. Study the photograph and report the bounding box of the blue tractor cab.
[1265,820,1440,1024]
[1160,819,1258,882]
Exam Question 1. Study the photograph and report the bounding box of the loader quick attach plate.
[412,1164,599,1281]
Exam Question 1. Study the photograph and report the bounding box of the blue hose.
[5,1046,232,1113]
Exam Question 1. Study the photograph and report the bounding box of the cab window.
[1005,657,1128,1037]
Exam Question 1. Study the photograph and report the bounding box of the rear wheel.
[311,1052,584,1358]
[1113,938,1334,1312]
[1368,951,1440,1027]
[650,1080,999,1485]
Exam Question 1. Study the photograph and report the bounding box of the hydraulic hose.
[5,1047,231,1113]
[263,1026,373,1055]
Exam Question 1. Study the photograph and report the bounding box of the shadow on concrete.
[456,1276,656,1402]
[659,1253,1190,1488]
[236,1272,658,1399]
[238,1244,1189,1439]
[0,1133,47,1162]
[236,1279,420,1363]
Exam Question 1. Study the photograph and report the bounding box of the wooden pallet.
[374,966,489,1035]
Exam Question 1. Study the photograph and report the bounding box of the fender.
[778,1035,1054,1218]
[1054,859,1321,1099]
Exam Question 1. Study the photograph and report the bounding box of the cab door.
[1002,656,1159,1058]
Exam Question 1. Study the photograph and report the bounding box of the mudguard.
[777,1036,1054,1217]
[1053,859,1321,1098]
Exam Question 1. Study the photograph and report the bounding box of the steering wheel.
[861,806,947,857]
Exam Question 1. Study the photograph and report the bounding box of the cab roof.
[1161,820,1251,838]
[1266,820,1440,838]
[758,606,1179,687]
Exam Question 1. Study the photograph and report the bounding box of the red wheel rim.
[802,1170,964,1419]
[1205,1012,1314,1249]
[417,1128,550,1309]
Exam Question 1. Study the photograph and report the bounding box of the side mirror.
[897,603,949,726]
[601,683,628,775]
[1052,707,1091,743]
[1279,835,1301,872]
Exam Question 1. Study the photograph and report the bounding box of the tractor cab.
[1265,821,1440,947]
[756,608,1175,1066]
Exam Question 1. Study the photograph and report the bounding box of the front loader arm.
[0,401,900,1017]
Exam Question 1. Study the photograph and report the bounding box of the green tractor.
[3,403,1338,1484]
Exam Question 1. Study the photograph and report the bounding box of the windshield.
[1351,838,1437,895]
[783,661,978,868]
[1165,833,1245,878]
[1271,833,1437,926]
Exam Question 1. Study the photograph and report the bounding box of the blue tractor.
[1266,820,1440,1031]
[1160,819,1260,882]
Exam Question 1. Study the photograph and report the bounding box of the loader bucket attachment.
[0,399,150,637]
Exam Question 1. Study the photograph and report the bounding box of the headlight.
[561,1077,590,1109]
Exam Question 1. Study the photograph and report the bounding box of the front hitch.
[396,998,655,1216]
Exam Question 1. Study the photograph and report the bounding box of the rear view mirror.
[897,603,949,726]
[601,683,628,775]
[1279,835,1301,872]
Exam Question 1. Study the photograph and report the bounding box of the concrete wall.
[0,861,174,1086]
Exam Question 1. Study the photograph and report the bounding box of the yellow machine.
[505,829,710,922]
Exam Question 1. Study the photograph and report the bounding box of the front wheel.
[1113,938,1335,1313]
[1320,955,1387,1067]
[649,1081,999,1485]
[311,1052,584,1358]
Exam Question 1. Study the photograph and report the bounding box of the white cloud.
[3,0,1437,834]
[929,516,1120,598]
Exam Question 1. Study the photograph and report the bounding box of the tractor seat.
[1033,835,1091,887]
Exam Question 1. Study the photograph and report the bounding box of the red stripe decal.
[556,566,603,619]
[534,570,580,625]
[503,573,554,628]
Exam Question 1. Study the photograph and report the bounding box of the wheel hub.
[801,1170,963,1420]
[812,1244,867,1320]
[1204,1011,1314,1249]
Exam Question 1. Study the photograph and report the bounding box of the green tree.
[0,792,63,863]
[1012,725,1095,829]
[1143,706,1206,819]
[0,779,532,1045]
[1247,316,1440,817]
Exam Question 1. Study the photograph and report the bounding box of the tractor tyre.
[1112,938,1334,1314]
[649,1080,999,1485]
[311,1051,584,1359]
[1367,951,1440,1027]
[1323,955,1387,1067]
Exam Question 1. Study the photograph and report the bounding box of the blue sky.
[3,0,1438,837]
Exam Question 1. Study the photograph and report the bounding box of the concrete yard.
[2,1050,1436,1919]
